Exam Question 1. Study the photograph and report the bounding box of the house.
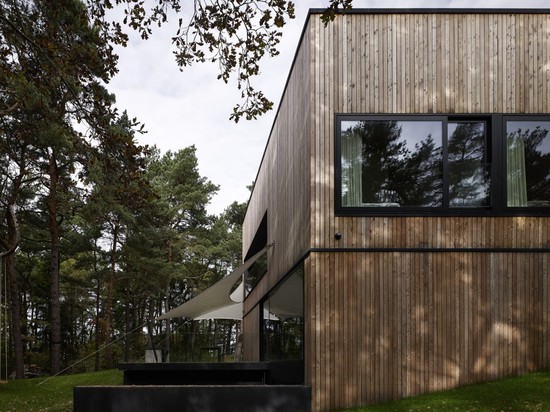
[240,8,550,411]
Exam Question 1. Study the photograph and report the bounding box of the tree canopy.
[0,0,353,378]
[84,0,353,121]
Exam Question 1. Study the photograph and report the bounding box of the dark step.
[118,361,304,385]
[74,385,311,412]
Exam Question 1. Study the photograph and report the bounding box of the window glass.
[448,121,491,207]
[261,265,304,361]
[506,121,550,207]
[341,120,443,207]
[243,212,268,296]
[245,255,267,294]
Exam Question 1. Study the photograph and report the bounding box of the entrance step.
[121,362,270,385]
[118,361,304,385]
[74,385,311,412]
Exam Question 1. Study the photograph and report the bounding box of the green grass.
[339,371,550,412]
[0,369,123,412]
[0,370,549,412]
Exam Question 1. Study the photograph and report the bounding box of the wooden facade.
[242,10,550,411]
[241,16,312,326]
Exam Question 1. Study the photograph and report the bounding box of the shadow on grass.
[339,371,550,412]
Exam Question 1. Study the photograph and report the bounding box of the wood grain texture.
[241,24,312,359]
[242,10,550,410]
[307,250,550,410]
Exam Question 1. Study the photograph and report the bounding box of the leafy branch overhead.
[87,0,295,122]
[0,0,356,378]
[321,0,353,25]
[87,0,354,122]
[173,1,297,122]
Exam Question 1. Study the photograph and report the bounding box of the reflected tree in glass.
[448,121,491,207]
[340,120,443,207]
[394,134,443,207]
[261,267,303,361]
[507,122,550,206]
[359,120,408,204]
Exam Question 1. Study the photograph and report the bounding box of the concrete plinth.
[74,385,311,412]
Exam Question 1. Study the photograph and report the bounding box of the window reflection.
[341,120,443,207]
[507,121,550,207]
[338,115,550,212]
[448,121,491,207]
[245,255,267,295]
[243,212,268,296]
[261,265,304,361]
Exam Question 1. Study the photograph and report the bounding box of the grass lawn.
[0,369,123,412]
[339,371,550,412]
[0,369,548,411]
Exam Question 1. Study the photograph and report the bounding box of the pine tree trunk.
[5,253,24,379]
[2,187,24,378]
[164,242,172,361]
[164,290,170,361]
[94,274,101,371]
[104,223,118,368]
[47,153,61,375]
[124,290,130,363]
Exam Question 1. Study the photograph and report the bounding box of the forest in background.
[0,0,265,379]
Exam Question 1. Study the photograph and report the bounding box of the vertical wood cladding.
[311,11,550,250]
[243,10,550,411]
[241,25,312,358]
[306,11,550,411]
[308,250,550,410]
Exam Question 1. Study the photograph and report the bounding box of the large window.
[336,115,550,215]
[261,265,304,362]
[340,119,445,207]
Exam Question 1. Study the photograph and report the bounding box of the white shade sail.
[157,243,273,320]
[193,282,244,320]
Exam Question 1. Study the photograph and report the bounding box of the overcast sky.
[108,0,548,215]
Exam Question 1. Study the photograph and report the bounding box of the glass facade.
[260,264,304,362]
[245,255,268,295]
[341,119,444,207]
[337,115,550,214]
[448,121,491,207]
[506,120,550,207]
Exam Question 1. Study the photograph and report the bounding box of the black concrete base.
[118,361,304,386]
[74,385,311,412]
[120,362,270,385]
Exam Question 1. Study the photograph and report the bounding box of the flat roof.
[309,8,550,15]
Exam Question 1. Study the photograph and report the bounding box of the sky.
[108,0,549,215]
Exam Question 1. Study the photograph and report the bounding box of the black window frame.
[335,113,550,217]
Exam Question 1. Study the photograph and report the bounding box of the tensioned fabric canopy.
[156,243,273,321]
